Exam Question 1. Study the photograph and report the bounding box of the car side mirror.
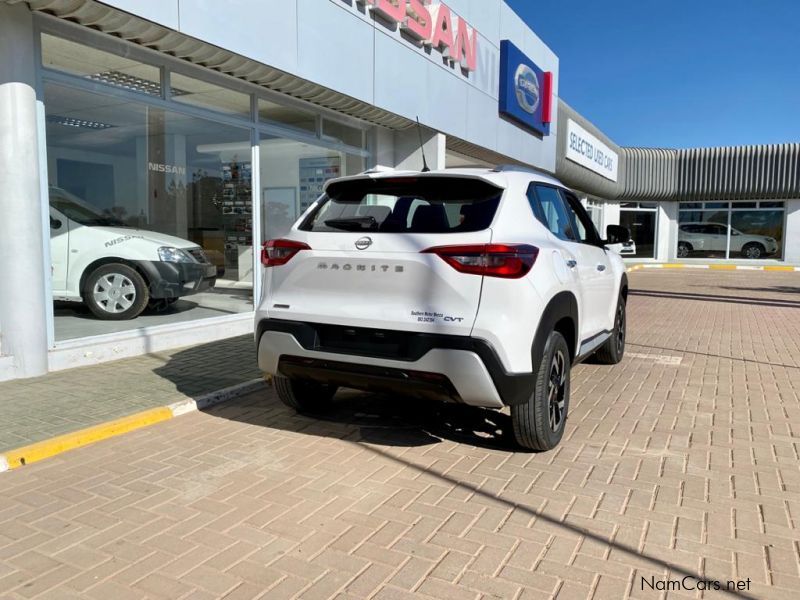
[50,217,62,230]
[605,224,629,245]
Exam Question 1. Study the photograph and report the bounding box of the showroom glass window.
[678,201,785,260]
[258,128,366,242]
[43,81,253,341]
[40,28,370,342]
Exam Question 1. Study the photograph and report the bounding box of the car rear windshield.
[299,177,502,233]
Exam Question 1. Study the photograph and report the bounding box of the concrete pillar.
[603,201,621,231]
[393,128,446,171]
[366,127,395,169]
[662,200,679,261]
[784,200,800,263]
[0,4,50,377]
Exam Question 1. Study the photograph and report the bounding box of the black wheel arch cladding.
[531,291,579,377]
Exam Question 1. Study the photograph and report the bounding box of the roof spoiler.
[491,164,552,177]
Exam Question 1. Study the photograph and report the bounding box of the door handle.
[596,264,606,272]
[566,259,577,268]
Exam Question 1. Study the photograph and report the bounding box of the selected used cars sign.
[565,119,619,182]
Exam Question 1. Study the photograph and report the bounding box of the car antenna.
[416,116,431,172]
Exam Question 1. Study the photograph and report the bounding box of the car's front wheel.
[677,242,692,258]
[83,263,149,320]
[274,375,338,413]
[512,330,571,451]
[742,242,765,259]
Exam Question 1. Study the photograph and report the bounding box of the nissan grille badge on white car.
[355,237,373,250]
[515,64,540,114]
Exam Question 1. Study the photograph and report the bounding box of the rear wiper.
[324,217,377,232]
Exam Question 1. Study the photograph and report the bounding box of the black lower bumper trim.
[278,356,460,403]
[257,319,535,406]
[136,260,217,299]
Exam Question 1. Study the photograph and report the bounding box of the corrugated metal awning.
[557,98,800,202]
[445,136,528,170]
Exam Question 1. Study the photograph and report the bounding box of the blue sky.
[506,0,800,149]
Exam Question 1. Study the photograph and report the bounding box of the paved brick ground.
[0,336,261,452]
[1,269,800,599]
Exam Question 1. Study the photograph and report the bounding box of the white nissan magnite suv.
[255,166,630,451]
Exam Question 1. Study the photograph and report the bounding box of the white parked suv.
[49,186,217,320]
[678,222,778,259]
[255,166,629,451]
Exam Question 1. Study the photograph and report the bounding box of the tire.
[274,375,337,412]
[677,242,691,258]
[83,263,148,320]
[511,331,571,452]
[742,242,764,259]
[594,294,626,365]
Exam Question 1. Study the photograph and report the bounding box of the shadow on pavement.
[209,387,759,600]
[630,288,800,308]
[716,285,800,295]
[267,389,518,451]
[151,335,261,398]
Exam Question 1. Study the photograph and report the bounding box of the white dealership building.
[0,0,798,381]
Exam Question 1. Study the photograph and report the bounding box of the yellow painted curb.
[627,263,799,272]
[0,379,266,473]
[2,407,173,470]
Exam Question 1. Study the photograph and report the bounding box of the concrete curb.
[627,263,800,273]
[168,378,266,416]
[0,377,266,473]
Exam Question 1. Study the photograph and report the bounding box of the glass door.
[618,202,658,259]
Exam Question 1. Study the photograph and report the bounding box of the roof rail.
[491,164,552,176]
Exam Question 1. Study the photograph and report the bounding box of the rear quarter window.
[299,177,502,234]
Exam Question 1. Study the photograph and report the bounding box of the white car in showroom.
[49,186,217,320]
[678,222,779,259]
[255,166,630,451]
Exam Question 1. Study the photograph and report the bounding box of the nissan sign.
[499,40,552,136]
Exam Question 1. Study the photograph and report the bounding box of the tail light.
[261,239,311,267]
[423,244,538,279]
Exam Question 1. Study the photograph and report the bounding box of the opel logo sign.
[514,63,540,115]
[355,236,373,251]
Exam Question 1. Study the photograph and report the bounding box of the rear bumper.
[256,319,536,409]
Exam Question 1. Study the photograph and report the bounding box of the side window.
[561,190,600,244]
[527,184,578,242]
